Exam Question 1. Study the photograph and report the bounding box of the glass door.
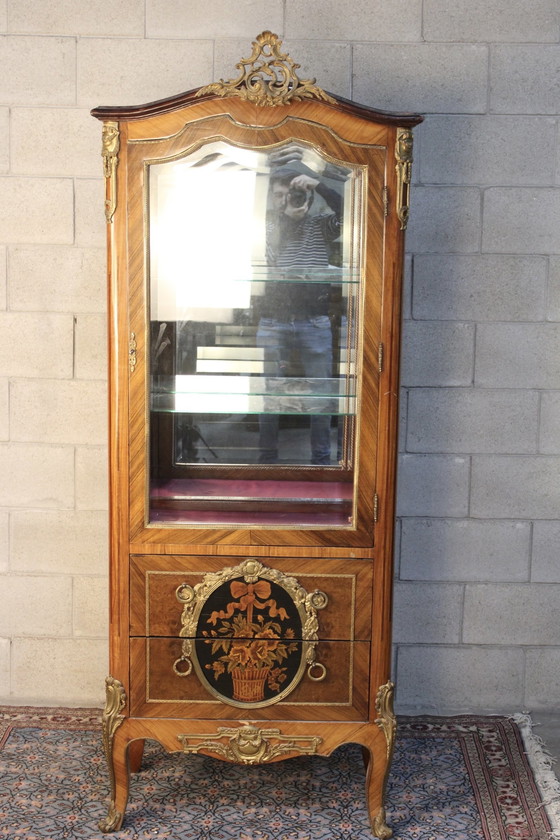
[147,140,365,528]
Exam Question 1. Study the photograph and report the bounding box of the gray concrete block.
[11,0,145,35]
[0,575,72,637]
[73,577,108,637]
[0,313,73,378]
[0,512,7,572]
[75,314,107,380]
[398,388,408,454]
[0,36,75,105]
[11,108,100,178]
[463,583,560,645]
[483,188,560,254]
[77,38,213,107]
[401,321,475,387]
[406,388,538,454]
[353,43,488,114]
[148,1,283,39]
[540,392,560,454]
[11,510,108,575]
[406,187,481,254]
[0,177,73,244]
[419,116,557,186]
[0,108,7,173]
[74,180,105,249]
[0,639,8,696]
[0,247,5,310]
[412,255,547,322]
[532,522,560,583]
[397,454,470,518]
[75,446,108,510]
[525,648,560,710]
[400,519,531,582]
[476,324,560,389]
[0,379,6,442]
[9,247,105,313]
[471,456,560,519]
[424,0,559,42]
[393,582,464,643]
[491,46,560,114]
[0,444,74,508]
[549,257,560,321]
[10,380,107,445]
[395,645,525,713]
[285,0,421,41]
[12,638,107,705]
[402,255,413,320]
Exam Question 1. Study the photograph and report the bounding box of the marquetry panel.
[129,637,370,721]
[130,554,373,641]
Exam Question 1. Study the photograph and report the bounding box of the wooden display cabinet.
[92,32,422,837]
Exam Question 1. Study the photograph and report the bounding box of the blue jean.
[256,316,333,465]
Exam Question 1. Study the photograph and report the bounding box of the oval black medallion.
[193,574,305,707]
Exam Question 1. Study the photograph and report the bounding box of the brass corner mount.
[197,31,335,107]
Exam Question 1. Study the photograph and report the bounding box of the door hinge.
[382,186,389,217]
[378,342,384,373]
[374,493,379,524]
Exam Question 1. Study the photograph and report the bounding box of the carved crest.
[196,31,335,107]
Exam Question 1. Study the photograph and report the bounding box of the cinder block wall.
[0,2,558,710]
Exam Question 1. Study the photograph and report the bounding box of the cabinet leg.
[363,741,393,839]
[99,734,130,833]
[98,676,130,834]
[366,681,397,839]
[128,739,145,773]
[361,745,371,770]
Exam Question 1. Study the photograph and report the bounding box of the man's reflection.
[256,164,342,465]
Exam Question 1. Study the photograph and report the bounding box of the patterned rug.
[0,707,559,840]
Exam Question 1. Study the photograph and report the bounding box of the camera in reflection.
[287,187,309,208]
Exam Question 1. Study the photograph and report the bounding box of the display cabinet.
[92,32,422,837]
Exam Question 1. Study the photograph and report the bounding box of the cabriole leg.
[99,676,130,833]
[366,681,397,839]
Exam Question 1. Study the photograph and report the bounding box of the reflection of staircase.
[200,324,353,376]
[196,341,273,374]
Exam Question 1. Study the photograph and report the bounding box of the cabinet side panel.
[107,121,132,692]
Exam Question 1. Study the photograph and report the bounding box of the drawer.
[130,636,370,721]
[130,554,372,642]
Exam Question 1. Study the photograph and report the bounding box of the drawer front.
[130,554,372,642]
[129,554,372,719]
[130,636,370,721]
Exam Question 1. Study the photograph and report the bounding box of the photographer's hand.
[290,174,319,192]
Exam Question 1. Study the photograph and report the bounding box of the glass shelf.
[159,267,361,285]
[151,375,356,415]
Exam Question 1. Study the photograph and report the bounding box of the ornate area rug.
[0,708,559,840]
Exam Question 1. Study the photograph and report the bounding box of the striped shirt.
[266,183,342,269]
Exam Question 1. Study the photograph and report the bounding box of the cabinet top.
[91,30,423,129]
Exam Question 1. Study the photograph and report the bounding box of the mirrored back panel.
[148,140,365,527]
